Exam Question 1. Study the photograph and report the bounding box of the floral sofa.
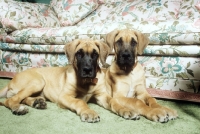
[0,0,200,102]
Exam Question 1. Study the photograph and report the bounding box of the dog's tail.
[0,86,8,106]
[0,86,8,98]
[0,101,5,106]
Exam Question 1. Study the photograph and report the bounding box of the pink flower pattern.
[0,0,60,31]
[193,19,200,29]
[51,0,98,26]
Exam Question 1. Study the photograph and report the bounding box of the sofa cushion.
[0,0,60,32]
[1,26,200,57]
[77,0,200,45]
[78,0,182,25]
[50,0,99,26]
[1,42,200,57]
[1,21,200,45]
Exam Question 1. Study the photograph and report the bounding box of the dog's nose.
[122,53,131,59]
[83,67,92,74]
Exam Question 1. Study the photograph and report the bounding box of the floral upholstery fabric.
[1,50,199,94]
[142,56,200,93]
[77,0,200,45]
[1,23,200,45]
[0,0,60,32]
[0,43,200,56]
[1,0,200,45]
[196,1,200,10]
[50,0,98,26]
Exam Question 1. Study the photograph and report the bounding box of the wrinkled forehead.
[115,30,138,43]
[75,41,99,53]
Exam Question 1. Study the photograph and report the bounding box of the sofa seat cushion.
[0,20,200,45]
[0,0,60,32]
[50,0,99,26]
[0,43,64,53]
[0,42,200,57]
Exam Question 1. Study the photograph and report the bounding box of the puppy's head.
[64,39,110,80]
[106,29,149,72]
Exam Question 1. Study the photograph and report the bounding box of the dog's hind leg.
[3,78,45,115]
[21,96,47,109]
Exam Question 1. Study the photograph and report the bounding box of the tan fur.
[105,29,178,123]
[0,39,138,123]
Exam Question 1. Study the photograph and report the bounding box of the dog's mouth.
[119,64,134,72]
[78,66,99,84]
[120,62,138,72]
[81,78,98,84]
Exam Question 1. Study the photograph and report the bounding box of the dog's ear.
[134,31,149,55]
[95,41,111,68]
[64,39,80,64]
[106,29,119,52]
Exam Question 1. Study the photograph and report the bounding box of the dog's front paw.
[147,108,168,123]
[118,108,140,120]
[147,107,178,123]
[80,109,100,123]
[12,104,29,115]
[161,106,178,120]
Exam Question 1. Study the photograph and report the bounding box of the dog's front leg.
[135,85,178,122]
[95,93,140,120]
[58,94,100,123]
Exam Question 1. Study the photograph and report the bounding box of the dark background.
[16,0,50,4]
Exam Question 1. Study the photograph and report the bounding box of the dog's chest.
[124,76,134,98]
[76,86,95,102]
[77,93,93,102]
[126,85,134,97]
[114,74,136,98]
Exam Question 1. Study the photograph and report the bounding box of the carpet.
[0,78,199,134]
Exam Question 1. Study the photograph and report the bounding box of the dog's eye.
[131,38,137,46]
[76,50,84,59]
[76,53,83,59]
[91,50,98,59]
[116,37,123,46]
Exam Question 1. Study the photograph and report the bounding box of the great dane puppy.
[0,39,137,123]
[105,29,178,123]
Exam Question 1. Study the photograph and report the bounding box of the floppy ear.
[95,41,111,68]
[134,31,149,55]
[64,39,80,64]
[106,29,119,52]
